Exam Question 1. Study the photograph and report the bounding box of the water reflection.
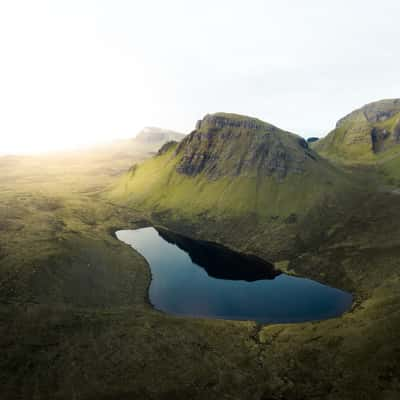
[157,228,280,281]
[116,227,353,323]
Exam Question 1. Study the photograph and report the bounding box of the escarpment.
[314,99,400,159]
[113,112,351,227]
[174,113,315,180]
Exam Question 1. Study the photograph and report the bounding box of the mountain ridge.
[314,99,400,161]
[173,113,313,180]
[112,113,353,236]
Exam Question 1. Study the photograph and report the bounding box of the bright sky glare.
[1,0,400,153]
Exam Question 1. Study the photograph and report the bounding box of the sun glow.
[0,1,171,154]
[1,1,400,154]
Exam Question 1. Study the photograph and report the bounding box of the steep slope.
[113,113,352,225]
[314,99,400,162]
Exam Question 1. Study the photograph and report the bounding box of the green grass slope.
[314,99,400,163]
[1,113,400,399]
[2,129,400,400]
[313,99,400,188]
[112,113,353,225]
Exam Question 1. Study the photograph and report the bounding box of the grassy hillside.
[1,152,400,400]
[314,99,400,162]
[313,99,400,188]
[1,113,400,400]
[112,114,353,224]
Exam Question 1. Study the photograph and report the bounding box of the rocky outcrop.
[371,128,390,153]
[363,99,400,123]
[115,111,349,226]
[175,113,315,180]
[195,114,266,131]
[157,140,178,156]
[314,99,400,159]
[394,120,400,143]
[336,99,400,128]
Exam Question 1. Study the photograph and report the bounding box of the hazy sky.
[1,0,400,153]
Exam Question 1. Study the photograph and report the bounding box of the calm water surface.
[116,227,352,323]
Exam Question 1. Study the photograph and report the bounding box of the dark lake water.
[116,227,352,323]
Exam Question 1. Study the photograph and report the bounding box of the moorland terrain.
[1,101,400,400]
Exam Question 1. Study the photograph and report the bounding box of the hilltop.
[314,99,400,161]
[112,113,354,258]
[313,99,400,185]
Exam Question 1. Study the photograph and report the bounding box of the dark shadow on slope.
[156,227,280,282]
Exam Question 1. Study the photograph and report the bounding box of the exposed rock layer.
[314,99,400,158]
[175,113,315,180]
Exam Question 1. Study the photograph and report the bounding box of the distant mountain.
[112,113,351,238]
[0,127,185,192]
[70,126,185,170]
[134,127,184,145]
[314,99,400,161]
[87,127,184,159]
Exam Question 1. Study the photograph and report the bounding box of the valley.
[1,102,400,399]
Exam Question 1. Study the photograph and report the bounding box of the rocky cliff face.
[157,140,178,156]
[336,99,400,127]
[195,114,266,131]
[114,112,350,225]
[315,99,400,159]
[174,113,315,180]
